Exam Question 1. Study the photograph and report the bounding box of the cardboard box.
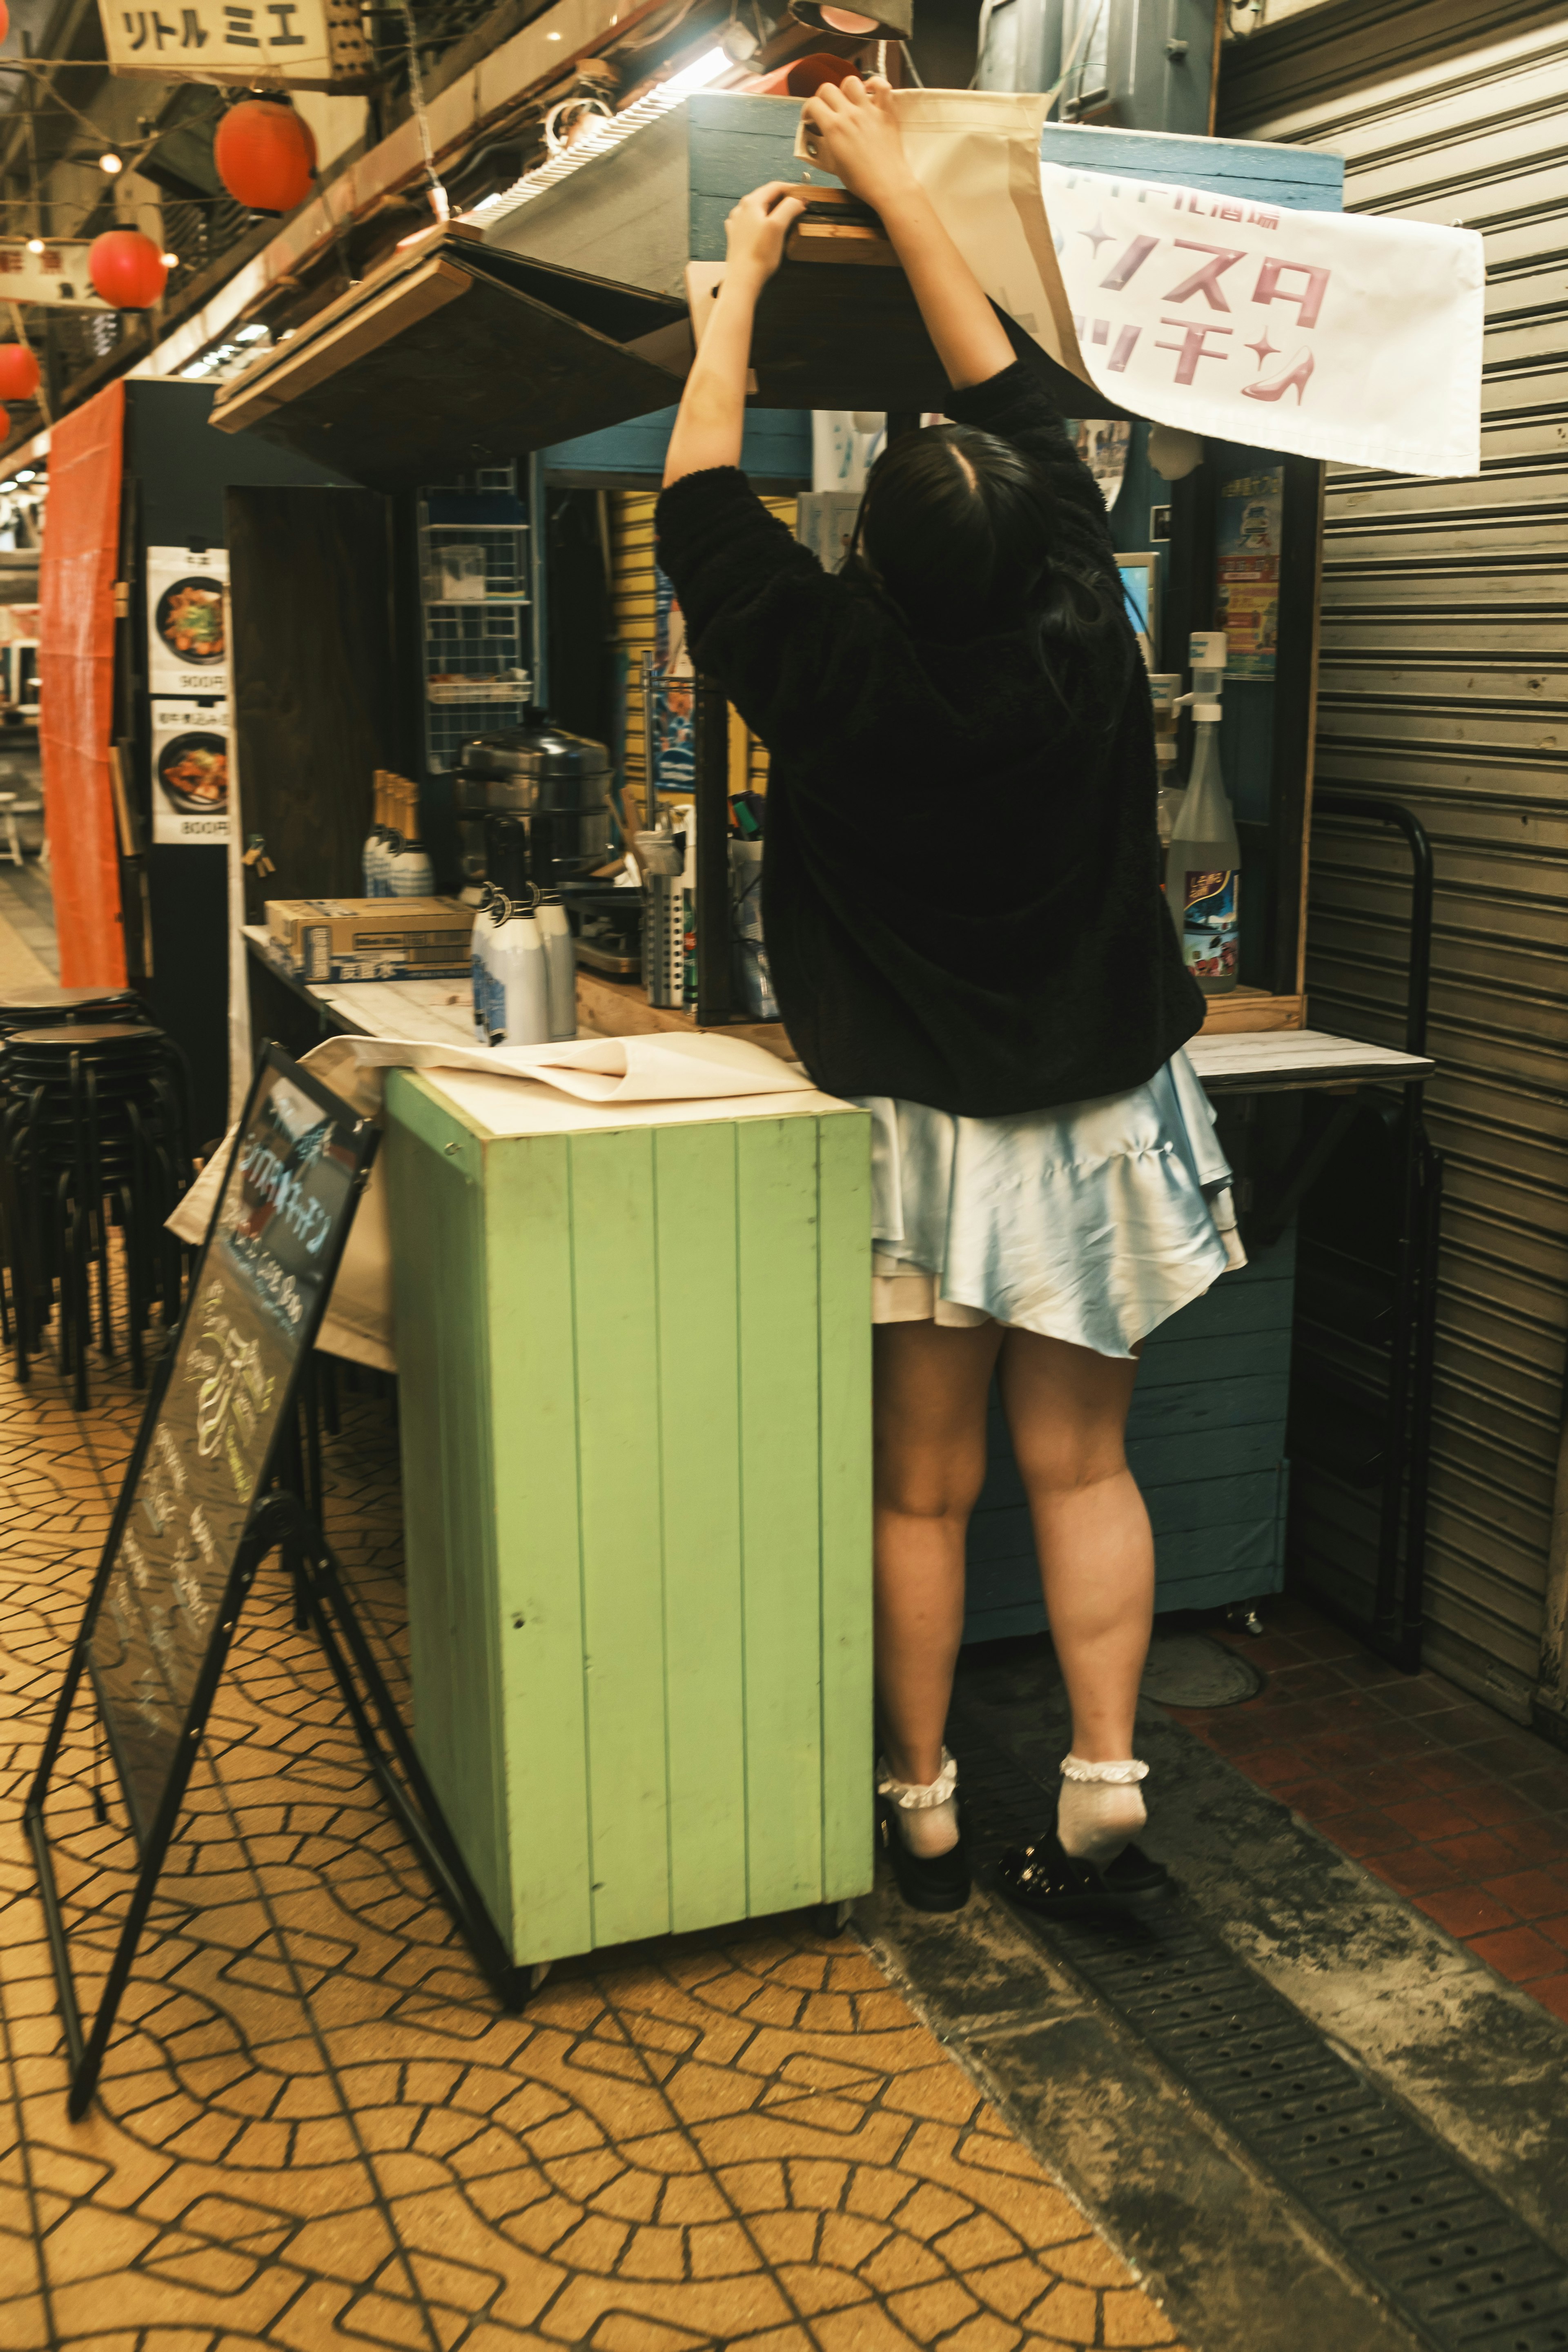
[265,898,472,984]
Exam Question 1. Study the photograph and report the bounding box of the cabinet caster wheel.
[812,1900,853,1938]
[527,1960,552,1993]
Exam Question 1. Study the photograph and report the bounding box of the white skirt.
[852,1048,1245,1360]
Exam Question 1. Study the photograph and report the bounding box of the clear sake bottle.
[385,779,435,899]
[363,773,392,897]
[1168,640,1241,995]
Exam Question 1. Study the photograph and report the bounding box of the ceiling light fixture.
[790,0,912,35]
[664,45,730,95]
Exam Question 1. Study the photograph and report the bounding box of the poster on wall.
[151,701,230,845]
[651,562,694,798]
[1075,419,1131,513]
[146,547,229,698]
[1216,469,1283,680]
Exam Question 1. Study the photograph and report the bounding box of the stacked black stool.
[0,1001,194,1405]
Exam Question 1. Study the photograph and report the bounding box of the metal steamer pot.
[454,708,613,891]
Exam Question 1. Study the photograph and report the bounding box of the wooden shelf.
[577,971,1310,1060]
[575,969,798,1061]
[1198,989,1306,1035]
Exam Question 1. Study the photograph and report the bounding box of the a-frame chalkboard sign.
[26,1042,525,2119]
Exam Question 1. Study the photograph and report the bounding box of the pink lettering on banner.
[1098,234,1158,292]
[1156,320,1233,383]
[1164,242,1247,311]
[1252,257,1330,325]
[1247,208,1280,230]
[1107,325,1140,373]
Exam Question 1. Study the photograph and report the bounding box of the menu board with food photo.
[146,545,229,696]
[151,700,230,844]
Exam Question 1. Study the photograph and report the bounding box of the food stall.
[197,91,1438,1965]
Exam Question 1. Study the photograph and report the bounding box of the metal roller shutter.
[1221,2,1568,1718]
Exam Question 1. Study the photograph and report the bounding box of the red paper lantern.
[0,7,10,44]
[89,229,168,310]
[0,343,38,402]
[214,99,317,213]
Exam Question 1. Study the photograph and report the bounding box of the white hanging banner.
[804,94,1484,479]
[1039,160,1484,480]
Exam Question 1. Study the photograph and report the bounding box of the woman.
[655,76,1241,1917]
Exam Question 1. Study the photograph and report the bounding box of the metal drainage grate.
[951,1706,1568,2352]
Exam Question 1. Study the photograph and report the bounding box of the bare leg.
[873,1318,1004,1788]
[997,1329,1152,1771]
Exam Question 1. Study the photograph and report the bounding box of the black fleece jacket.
[653,362,1204,1117]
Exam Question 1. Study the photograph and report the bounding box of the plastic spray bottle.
[528,814,578,1042]
[479,814,550,1046]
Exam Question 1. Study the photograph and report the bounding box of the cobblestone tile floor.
[0,1293,1186,2352]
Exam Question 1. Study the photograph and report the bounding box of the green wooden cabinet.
[383,1067,874,1967]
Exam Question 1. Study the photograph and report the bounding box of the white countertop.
[1183,1028,1432,1094]
[243,929,1432,1095]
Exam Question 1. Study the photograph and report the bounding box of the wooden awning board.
[208,233,691,486]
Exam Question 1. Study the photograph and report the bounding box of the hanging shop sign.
[0,242,110,310]
[100,0,373,91]
[151,699,230,844]
[146,545,228,695]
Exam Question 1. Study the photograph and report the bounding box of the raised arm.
[663,182,805,486]
[799,76,1016,392]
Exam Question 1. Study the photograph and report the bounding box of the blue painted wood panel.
[542,403,811,483]
[683,97,1343,266]
[963,1224,1297,1642]
[1038,123,1343,210]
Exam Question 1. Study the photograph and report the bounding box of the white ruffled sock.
[1056,1753,1148,1865]
[876,1748,960,1858]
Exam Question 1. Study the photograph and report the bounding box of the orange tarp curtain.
[39,380,127,988]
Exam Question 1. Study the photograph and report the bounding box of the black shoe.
[996,1825,1172,1919]
[877,1795,972,1913]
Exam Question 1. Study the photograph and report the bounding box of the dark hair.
[849,421,1130,723]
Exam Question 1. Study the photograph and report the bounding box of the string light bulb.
[99,151,124,175]
[25,236,42,255]
[160,250,178,266]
